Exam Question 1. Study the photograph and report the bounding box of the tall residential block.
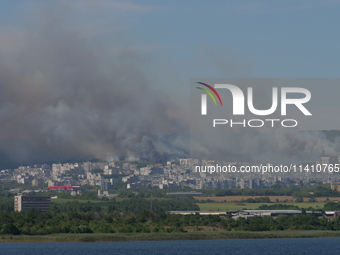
[14,195,50,212]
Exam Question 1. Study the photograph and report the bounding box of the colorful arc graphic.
[196,87,217,105]
[196,82,223,106]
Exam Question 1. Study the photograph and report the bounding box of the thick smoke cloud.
[0,4,188,164]
[190,78,340,164]
[192,128,340,164]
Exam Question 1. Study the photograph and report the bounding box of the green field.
[196,202,326,211]
[51,198,104,204]
[51,197,169,204]
[51,198,326,211]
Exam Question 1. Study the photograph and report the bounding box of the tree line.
[2,208,340,235]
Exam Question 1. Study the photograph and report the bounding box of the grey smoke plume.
[0,4,188,164]
[190,78,340,164]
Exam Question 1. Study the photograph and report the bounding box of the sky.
[0,0,340,164]
[2,0,340,78]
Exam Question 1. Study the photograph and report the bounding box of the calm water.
[1,238,340,255]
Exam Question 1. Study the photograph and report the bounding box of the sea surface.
[1,238,340,255]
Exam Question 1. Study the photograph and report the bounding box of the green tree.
[2,223,20,235]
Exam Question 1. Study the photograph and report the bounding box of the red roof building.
[47,186,80,191]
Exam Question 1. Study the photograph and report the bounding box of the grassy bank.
[2,231,340,243]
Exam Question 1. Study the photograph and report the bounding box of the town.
[1,155,339,194]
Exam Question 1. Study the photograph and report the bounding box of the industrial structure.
[169,210,324,219]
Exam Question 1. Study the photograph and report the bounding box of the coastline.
[1,231,340,243]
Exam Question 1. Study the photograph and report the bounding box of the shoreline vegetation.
[2,231,340,243]
[3,185,340,244]
[3,197,340,239]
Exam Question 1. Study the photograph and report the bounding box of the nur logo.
[197,82,312,116]
[196,82,223,115]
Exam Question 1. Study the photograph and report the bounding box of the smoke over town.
[190,79,340,164]
[1,2,340,167]
[0,3,188,164]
